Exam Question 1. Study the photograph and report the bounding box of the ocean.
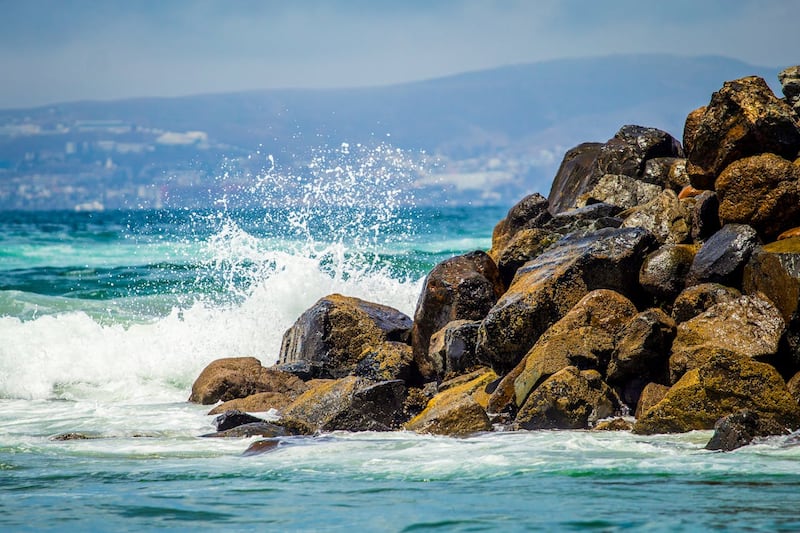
[2,150,800,531]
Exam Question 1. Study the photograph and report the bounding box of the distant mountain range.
[0,54,784,210]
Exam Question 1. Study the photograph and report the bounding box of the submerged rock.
[213,410,266,431]
[201,422,289,438]
[242,439,281,456]
[207,391,296,416]
[411,251,505,382]
[705,410,788,452]
[279,294,412,380]
[476,227,655,374]
[189,357,308,405]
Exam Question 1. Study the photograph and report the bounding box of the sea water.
[2,146,800,531]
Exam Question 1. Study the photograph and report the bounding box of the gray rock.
[685,224,759,288]
[705,410,789,452]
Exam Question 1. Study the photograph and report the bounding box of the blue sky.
[0,0,798,108]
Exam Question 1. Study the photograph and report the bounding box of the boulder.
[779,227,800,240]
[716,154,800,240]
[411,251,505,382]
[743,239,800,322]
[512,289,637,408]
[405,369,496,436]
[633,351,800,435]
[787,371,800,405]
[486,360,526,416]
[354,341,414,382]
[639,244,697,301]
[669,295,785,382]
[543,203,623,236]
[593,418,634,431]
[281,376,407,432]
[576,174,662,210]
[278,294,412,380]
[476,227,656,374]
[642,157,689,191]
[547,127,683,215]
[607,308,676,407]
[684,224,759,288]
[634,382,670,419]
[690,191,721,242]
[547,142,605,215]
[207,392,295,416]
[705,410,789,452]
[212,410,266,431]
[779,65,800,112]
[620,190,691,245]
[427,320,481,378]
[515,367,622,430]
[671,283,741,323]
[189,357,308,405]
[495,228,559,287]
[488,193,552,261]
[683,76,800,190]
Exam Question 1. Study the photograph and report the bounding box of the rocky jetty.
[191,67,800,451]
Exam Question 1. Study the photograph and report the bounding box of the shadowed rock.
[412,251,505,382]
[743,238,800,322]
[685,224,759,288]
[489,193,552,261]
[476,227,655,374]
[634,382,670,419]
[691,191,721,242]
[213,410,266,431]
[208,391,296,416]
[201,422,290,438]
[671,283,741,324]
[427,320,481,378]
[279,294,412,380]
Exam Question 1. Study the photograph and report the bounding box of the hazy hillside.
[0,54,783,209]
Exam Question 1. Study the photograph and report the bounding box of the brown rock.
[512,289,636,408]
[743,240,800,322]
[633,352,800,434]
[279,294,412,380]
[282,376,407,432]
[671,283,741,323]
[476,227,656,374]
[207,391,296,415]
[634,382,670,419]
[515,367,622,430]
[405,369,497,436]
[355,341,414,382]
[787,371,800,405]
[486,360,526,416]
[489,193,552,261]
[411,251,505,382]
[683,76,800,190]
[678,185,704,200]
[620,190,691,245]
[778,227,800,240]
[593,418,633,431]
[639,244,697,301]
[189,357,307,405]
[716,154,800,240]
[669,295,785,383]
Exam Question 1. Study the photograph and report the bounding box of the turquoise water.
[2,202,800,531]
